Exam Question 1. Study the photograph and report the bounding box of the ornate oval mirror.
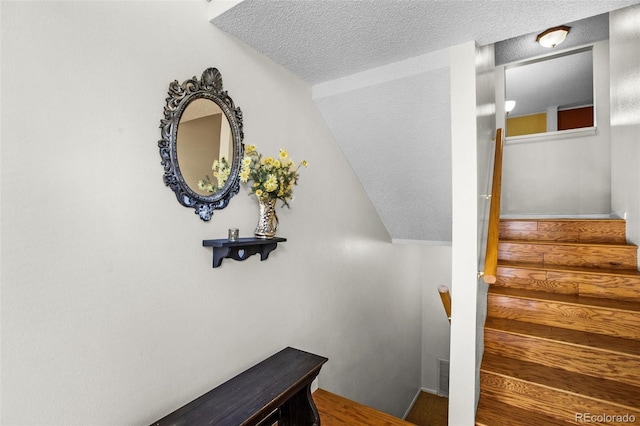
[159,68,244,220]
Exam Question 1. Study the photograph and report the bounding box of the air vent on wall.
[438,359,450,397]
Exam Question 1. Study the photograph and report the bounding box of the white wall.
[610,4,640,262]
[474,42,496,408]
[448,40,480,425]
[499,41,612,216]
[0,2,426,424]
[446,40,496,425]
[309,54,455,395]
[420,246,452,393]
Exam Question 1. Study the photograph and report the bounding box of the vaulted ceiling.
[210,0,640,243]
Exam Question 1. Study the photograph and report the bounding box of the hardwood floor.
[314,389,414,425]
[476,219,640,425]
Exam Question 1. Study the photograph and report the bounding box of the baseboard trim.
[501,213,614,219]
[392,238,452,246]
[403,388,422,420]
[403,387,439,420]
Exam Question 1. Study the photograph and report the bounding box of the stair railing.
[483,128,504,284]
[437,285,451,323]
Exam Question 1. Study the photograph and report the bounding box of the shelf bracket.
[203,237,287,268]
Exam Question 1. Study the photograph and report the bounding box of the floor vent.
[438,359,450,397]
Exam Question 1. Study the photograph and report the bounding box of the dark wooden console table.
[151,347,328,426]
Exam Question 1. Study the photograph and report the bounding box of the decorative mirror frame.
[159,68,244,221]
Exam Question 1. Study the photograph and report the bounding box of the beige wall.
[0,2,429,423]
[178,114,222,195]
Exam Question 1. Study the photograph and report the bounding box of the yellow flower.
[265,174,278,192]
[198,180,206,190]
[228,145,307,205]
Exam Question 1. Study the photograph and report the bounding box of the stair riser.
[498,242,637,269]
[487,294,640,340]
[496,266,640,301]
[480,372,640,424]
[578,274,640,301]
[476,397,573,426]
[495,266,578,295]
[500,220,627,244]
[484,329,640,387]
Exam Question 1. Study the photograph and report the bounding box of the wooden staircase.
[476,218,640,426]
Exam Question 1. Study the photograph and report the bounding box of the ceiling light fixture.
[505,100,516,114]
[536,25,570,48]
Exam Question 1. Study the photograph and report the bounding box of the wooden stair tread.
[498,260,640,277]
[489,286,640,312]
[482,218,640,421]
[480,353,640,410]
[499,219,627,244]
[495,260,640,302]
[501,218,625,222]
[489,287,640,340]
[500,239,636,248]
[498,239,638,269]
[484,317,640,356]
[476,395,572,426]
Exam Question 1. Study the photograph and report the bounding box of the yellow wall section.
[507,113,547,136]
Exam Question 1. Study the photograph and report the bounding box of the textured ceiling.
[314,67,452,242]
[210,0,640,243]
[495,12,610,65]
[498,13,608,117]
[211,0,640,84]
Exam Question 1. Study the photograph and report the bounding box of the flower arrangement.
[198,157,231,194]
[239,144,308,207]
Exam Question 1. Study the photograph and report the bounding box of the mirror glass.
[177,99,234,196]
[158,67,244,221]
[505,47,593,137]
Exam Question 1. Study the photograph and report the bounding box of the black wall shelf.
[202,237,287,268]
